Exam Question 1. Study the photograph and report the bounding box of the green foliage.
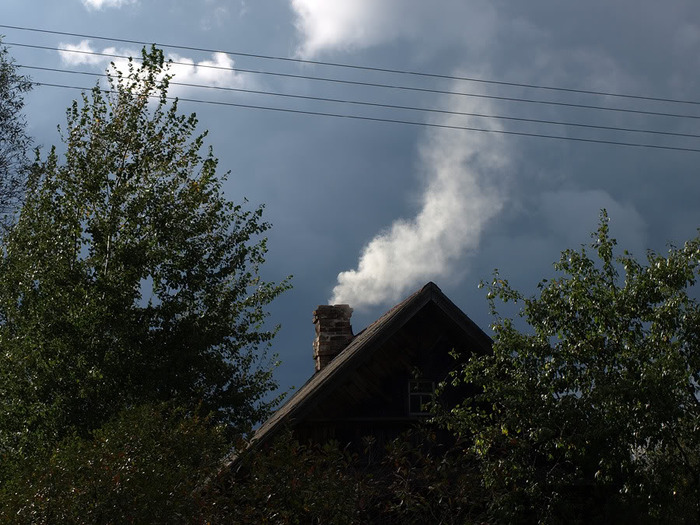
[371,430,486,524]
[0,47,288,462]
[0,37,32,220]
[207,428,485,524]
[1,402,228,524]
[212,431,361,524]
[446,211,700,523]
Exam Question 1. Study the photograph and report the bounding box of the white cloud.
[58,42,249,90]
[81,0,137,10]
[58,40,118,67]
[290,0,496,58]
[291,0,398,58]
[330,93,511,308]
[168,52,249,89]
[200,0,232,30]
[239,1,249,18]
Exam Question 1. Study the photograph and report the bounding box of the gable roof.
[247,282,491,451]
[210,282,492,482]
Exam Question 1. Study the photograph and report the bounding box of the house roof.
[239,282,491,457]
[210,282,492,481]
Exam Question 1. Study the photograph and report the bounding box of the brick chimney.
[313,304,353,372]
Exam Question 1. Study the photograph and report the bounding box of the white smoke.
[289,1,512,308]
[329,93,511,307]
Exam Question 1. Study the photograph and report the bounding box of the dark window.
[408,380,435,415]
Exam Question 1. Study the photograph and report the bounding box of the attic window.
[408,380,435,415]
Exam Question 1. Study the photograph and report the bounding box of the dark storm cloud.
[287,0,700,311]
[5,0,700,390]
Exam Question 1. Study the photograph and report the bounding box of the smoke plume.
[330,94,511,307]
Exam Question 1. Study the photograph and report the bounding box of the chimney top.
[312,304,353,372]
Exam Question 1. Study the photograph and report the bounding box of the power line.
[20,64,700,141]
[3,23,700,108]
[34,81,700,153]
[8,41,700,123]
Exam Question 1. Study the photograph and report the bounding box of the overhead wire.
[19,64,700,141]
[3,26,700,153]
[3,23,700,108]
[7,41,700,123]
[33,82,700,153]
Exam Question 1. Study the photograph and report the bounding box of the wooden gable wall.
[292,301,482,446]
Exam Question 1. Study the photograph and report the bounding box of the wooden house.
[250,282,492,450]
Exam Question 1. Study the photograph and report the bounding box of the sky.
[3,1,700,396]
